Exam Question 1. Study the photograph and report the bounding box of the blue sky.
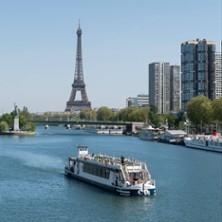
[0,0,221,112]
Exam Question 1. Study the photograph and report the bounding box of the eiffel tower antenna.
[65,23,91,112]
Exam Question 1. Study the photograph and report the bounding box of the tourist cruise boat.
[139,126,163,141]
[65,145,156,196]
[184,131,222,153]
[159,130,187,145]
[86,125,124,135]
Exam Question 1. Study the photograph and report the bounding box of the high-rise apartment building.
[149,62,170,113]
[215,52,222,99]
[170,65,181,112]
[181,39,216,110]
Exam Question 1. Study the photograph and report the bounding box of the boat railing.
[93,154,142,166]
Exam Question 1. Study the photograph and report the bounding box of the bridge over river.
[31,117,144,134]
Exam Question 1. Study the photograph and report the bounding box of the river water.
[0,126,221,222]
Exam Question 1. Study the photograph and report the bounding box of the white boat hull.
[65,167,156,196]
[65,146,156,196]
[184,137,222,153]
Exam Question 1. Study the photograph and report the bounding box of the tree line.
[79,96,222,132]
[78,106,184,129]
[33,106,184,129]
[79,106,149,122]
[186,96,222,133]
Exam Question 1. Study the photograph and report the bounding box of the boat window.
[83,163,110,179]
[128,172,144,181]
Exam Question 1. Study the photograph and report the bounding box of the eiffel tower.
[65,23,91,112]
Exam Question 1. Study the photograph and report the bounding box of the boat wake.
[0,149,64,173]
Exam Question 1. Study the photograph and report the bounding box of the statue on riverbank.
[13,104,20,131]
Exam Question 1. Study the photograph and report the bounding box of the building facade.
[126,94,149,107]
[181,39,216,110]
[170,65,181,112]
[149,62,171,113]
[215,52,222,99]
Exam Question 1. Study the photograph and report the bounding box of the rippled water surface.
[0,126,222,222]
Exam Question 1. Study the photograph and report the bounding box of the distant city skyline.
[0,0,221,113]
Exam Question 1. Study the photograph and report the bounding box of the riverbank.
[0,130,35,136]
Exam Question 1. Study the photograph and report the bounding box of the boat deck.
[85,154,144,167]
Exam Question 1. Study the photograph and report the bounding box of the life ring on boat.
[137,190,143,195]
[144,190,150,196]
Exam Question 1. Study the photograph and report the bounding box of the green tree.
[97,107,113,121]
[0,121,9,132]
[19,113,26,129]
[212,97,222,122]
[0,113,13,128]
[21,106,31,119]
[79,110,88,120]
[187,96,213,126]
[117,108,129,121]
[129,107,149,122]
[110,111,119,121]
[22,122,35,131]
[175,112,186,129]
[162,113,177,129]
[20,106,36,131]
[149,105,158,113]
[117,107,148,122]
[80,110,96,121]
[149,111,160,127]
[140,107,149,123]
